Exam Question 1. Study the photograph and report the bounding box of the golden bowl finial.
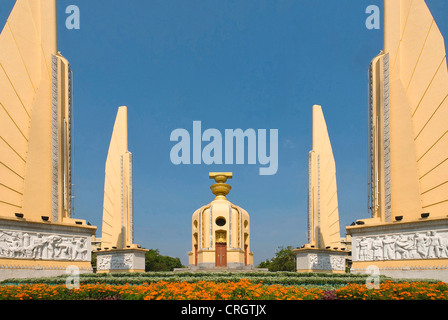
[209,172,233,199]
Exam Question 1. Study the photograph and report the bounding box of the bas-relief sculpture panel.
[308,254,346,271]
[352,231,448,262]
[0,229,90,261]
[96,253,134,271]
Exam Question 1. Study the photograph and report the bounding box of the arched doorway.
[215,231,227,267]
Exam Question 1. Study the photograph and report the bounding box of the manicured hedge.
[1,271,407,287]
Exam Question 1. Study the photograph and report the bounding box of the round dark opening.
[216,217,226,226]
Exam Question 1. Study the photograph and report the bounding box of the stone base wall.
[0,218,95,281]
[347,217,448,281]
[0,260,93,281]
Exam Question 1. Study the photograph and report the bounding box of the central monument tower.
[188,172,254,270]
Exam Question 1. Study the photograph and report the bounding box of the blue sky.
[1,0,448,265]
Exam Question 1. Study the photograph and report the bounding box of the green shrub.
[1,270,405,289]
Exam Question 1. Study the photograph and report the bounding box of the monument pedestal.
[177,266,268,272]
[293,247,348,273]
[185,263,256,271]
[347,217,448,282]
[0,216,96,281]
[95,247,148,273]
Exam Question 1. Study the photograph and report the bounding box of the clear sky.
[1,0,448,266]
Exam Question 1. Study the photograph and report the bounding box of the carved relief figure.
[73,238,88,260]
[382,235,395,260]
[0,231,11,256]
[394,235,414,259]
[427,231,442,258]
[10,233,24,258]
[58,238,74,259]
[23,233,32,258]
[372,237,383,260]
[32,234,46,259]
[415,233,429,258]
[440,237,448,258]
[358,237,370,261]
[46,235,60,259]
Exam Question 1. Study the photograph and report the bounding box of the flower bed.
[335,280,448,300]
[0,279,323,300]
[0,279,447,300]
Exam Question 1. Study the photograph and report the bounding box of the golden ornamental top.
[209,172,233,199]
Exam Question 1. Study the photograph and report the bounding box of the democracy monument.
[0,0,448,282]
[187,172,254,270]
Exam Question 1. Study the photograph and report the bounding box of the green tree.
[257,246,296,272]
[91,252,97,270]
[145,249,184,271]
[257,258,271,269]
